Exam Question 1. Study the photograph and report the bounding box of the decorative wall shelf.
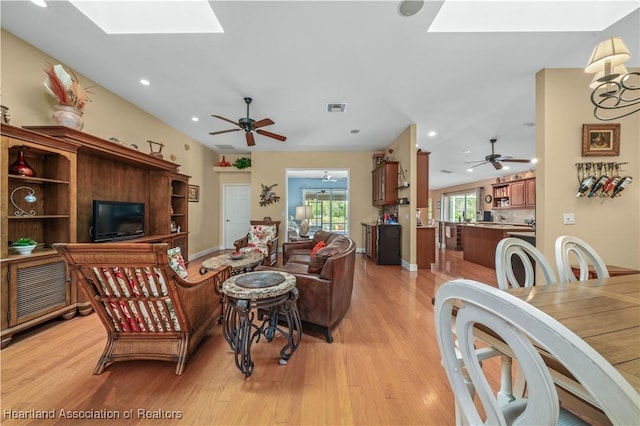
[214,167,252,173]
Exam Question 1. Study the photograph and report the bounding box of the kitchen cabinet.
[416,152,429,208]
[372,162,398,206]
[362,223,377,259]
[416,227,436,268]
[492,178,535,209]
[444,222,463,251]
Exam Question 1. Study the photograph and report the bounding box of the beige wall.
[246,151,378,250]
[385,125,418,267]
[536,68,639,270]
[1,30,220,259]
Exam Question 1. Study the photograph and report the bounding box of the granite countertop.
[416,226,437,229]
[507,231,536,238]
[460,223,530,230]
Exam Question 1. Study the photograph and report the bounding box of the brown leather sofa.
[257,230,356,343]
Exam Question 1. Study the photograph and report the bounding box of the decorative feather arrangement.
[43,63,93,111]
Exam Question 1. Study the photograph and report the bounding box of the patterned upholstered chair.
[53,242,231,375]
[233,220,280,266]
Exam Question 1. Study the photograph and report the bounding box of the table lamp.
[295,205,313,237]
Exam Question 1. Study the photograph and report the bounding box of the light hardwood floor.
[1,248,502,425]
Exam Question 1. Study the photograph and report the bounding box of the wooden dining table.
[473,274,640,413]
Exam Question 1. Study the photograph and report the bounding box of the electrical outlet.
[563,213,575,225]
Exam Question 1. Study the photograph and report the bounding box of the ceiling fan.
[209,97,286,147]
[466,138,533,170]
[321,171,337,182]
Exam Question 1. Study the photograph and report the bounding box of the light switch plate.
[563,213,575,225]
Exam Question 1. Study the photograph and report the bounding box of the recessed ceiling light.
[192,117,199,122]
[350,129,360,134]
[503,166,511,170]
[531,158,539,164]
[69,0,223,34]
[428,131,437,137]
[466,168,474,172]
[30,0,47,7]
[398,0,424,17]
[140,79,150,86]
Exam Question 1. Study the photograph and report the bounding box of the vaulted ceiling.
[2,1,638,188]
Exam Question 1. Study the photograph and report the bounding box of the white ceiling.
[2,1,639,189]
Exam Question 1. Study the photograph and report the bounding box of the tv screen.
[92,200,145,242]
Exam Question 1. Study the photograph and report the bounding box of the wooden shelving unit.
[2,125,191,348]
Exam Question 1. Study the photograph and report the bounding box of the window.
[302,189,348,235]
[445,190,477,222]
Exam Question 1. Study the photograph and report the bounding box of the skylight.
[69,0,224,34]
[427,1,639,32]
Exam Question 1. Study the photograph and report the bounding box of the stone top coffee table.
[201,251,263,276]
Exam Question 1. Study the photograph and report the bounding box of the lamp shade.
[590,64,629,88]
[295,205,313,220]
[585,37,631,74]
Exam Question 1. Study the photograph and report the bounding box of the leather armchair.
[233,220,280,266]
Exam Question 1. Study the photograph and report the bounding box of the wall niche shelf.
[214,167,251,173]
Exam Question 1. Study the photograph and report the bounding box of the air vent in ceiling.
[440,169,453,174]
[215,144,235,150]
[326,103,347,113]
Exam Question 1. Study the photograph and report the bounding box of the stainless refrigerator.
[376,224,401,265]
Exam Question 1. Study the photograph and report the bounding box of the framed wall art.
[582,123,620,156]
[188,185,200,202]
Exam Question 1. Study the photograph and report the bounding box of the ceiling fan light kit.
[210,97,287,146]
[584,36,640,121]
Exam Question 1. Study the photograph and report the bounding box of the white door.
[224,184,251,249]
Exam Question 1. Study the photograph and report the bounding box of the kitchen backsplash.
[488,208,535,224]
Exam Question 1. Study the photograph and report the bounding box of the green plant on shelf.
[233,157,251,169]
[12,237,37,246]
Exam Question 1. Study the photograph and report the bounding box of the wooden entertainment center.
[1,125,190,348]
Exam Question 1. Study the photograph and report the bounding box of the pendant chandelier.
[584,37,639,121]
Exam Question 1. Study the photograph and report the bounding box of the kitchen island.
[461,223,532,269]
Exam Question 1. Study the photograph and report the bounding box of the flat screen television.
[92,200,145,242]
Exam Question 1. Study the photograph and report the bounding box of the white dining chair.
[495,237,557,289]
[491,237,559,407]
[434,279,639,426]
[555,235,610,283]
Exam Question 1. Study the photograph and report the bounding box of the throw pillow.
[308,241,329,274]
[310,240,326,256]
[167,247,189,279]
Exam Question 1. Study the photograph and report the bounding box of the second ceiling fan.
[466,138,533,170]
[209,97,287,147]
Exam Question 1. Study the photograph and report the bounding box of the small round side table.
[221,271,302,377]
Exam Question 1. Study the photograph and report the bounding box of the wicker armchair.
[233,220,281,266]
[53,242,231,375]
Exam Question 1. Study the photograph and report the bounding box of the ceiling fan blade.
[501,158,533,163]
[209,128,241,136]
[211,115,240,127]
[256,129,287,141]
[252,118,275,129]
[246,131,255,147]
[492,161,503,170]
[464,159,486,164]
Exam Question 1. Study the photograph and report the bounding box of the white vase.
[52,105,84,130]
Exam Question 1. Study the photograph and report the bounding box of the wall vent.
[440,169,453,174]
[215,144,235,150]
[326,103,347,113]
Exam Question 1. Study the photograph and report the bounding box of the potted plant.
[11,237,38,255]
